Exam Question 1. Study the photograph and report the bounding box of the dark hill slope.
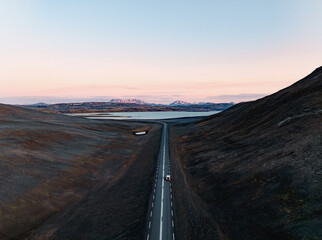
[169,67,322,240]
[0,104,162,240]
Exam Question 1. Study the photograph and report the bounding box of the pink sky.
[0,1,321,104]
[1,47,320,104]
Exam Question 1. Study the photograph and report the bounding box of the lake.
[67,111,220,120]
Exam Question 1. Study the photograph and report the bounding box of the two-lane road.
[146,123,175,240]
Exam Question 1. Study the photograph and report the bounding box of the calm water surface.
[67,111,219,120]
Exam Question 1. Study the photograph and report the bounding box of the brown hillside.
[0,104,162,240]
[169,67,322,240]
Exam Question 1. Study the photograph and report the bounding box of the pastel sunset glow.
[1,1,321,104]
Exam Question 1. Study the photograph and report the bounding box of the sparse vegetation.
[168,67,322,240]
[0,104,162,239]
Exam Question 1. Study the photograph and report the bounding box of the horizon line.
[0,93,267,105]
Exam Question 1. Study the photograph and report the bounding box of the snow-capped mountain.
[109,99,147,105]
[169,100,191,106]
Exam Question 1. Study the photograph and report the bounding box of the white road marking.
[149,124,175,240]
[159,125,166,240]
[147,234,149,240]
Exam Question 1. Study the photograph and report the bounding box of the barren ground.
[168,67,322,240]
[0,104,162,240]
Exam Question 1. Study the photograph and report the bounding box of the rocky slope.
[169,67,322,239]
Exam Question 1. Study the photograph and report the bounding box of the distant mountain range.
[109,98,193,106]
[108,99,234,107]
[169,100,191,106]
[28,102,49,107]
[109,99,147,104]
[22,99,234,113]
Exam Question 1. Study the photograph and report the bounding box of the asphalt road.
[146,123,175,240]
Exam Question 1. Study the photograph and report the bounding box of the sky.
[0,0,322,104]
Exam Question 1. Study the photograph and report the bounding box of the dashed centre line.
[147,123,175,240]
